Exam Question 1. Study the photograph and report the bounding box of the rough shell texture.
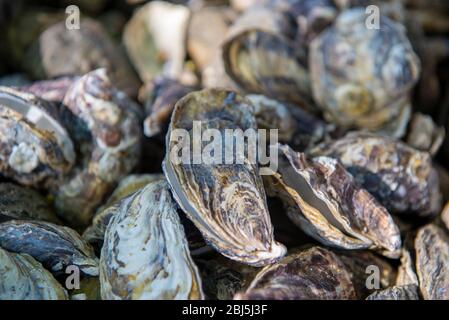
[0,247,68,300]
[396,249,419,287]
[33,18,140,97]
[310,132,441,217]
[365,285,419,300]
[406,113,445,156]
[0,220,99,276]
[310,9,420,137]
[54,68,142,228]
[234,246,356,300]
[415,224,449,300]
[0,183,61,224]
[163,88,286,266]
[83,173,164,251]
[0,87,75,187]
[100,180,204,300]
[265,144,401,258]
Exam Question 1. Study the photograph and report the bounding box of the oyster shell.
[54,69,142,227]
[123,1,190,83]
[406,113,445,156]
[441,201,449,231]
[309,8,420,137]
[0,183,61,224]
[415,224,449,300]
[0,87,75,187]
[100,180,203,300]
[396,249,419,287]
[143,78,196,137]
[71,277,101,301]
[339,251,397,299]
[163,88,286,266]
[265,144,401,258]
[83,173,163,251]
[29,18,140,97]
[0,247,68,300]
[234,246,357,300]
[365,285,419,300]
[0,220,99,276]
[310,132,441,217]
[20,76,79,103]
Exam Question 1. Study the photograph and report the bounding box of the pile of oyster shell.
[0,0,448,300]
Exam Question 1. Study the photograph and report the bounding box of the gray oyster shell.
[100,180,204,300]
[0,247,68,300]
[163,88,286,266]
[0,220,98,276]
[310,8,420,137]
[365,285,419,300]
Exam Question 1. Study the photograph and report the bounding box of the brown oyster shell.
[163,88,286,266]
[0,247,68,300]
[265,144,401,258]
[234,246,357,300]
[54,69,142,228]
[396,249,419,287]
[0,220,98,276]
[0,183,61,224]
[365,285,419,300]
[100,180,204,300]
[310,132,442,217]
[0,87,75,187]
[415,224,449,300]
[406,113,445,156]
[83,173,163,251]
[441,202,449,231]
[309,8,420,137]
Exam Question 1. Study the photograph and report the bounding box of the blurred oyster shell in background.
[234,246,357,300]
[0,183,61,224]
[406,113,445,156]
[0,247,68,300]
[123,1,190,84]
[27,18,140,97]
[0,220,99,276]
[365,284,419,300]
[310,8,420,137]
[264,144,401,258]
[415,224,449,300]
[164,88,286,266]
[100,180,204,300]
[310,132,441,217]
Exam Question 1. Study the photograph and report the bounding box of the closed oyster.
[143,78,196,137]
[396,249,419,287]
[234,246,356,300]
[0,220,99,276]
[123,1,190,83]
[100,180,203,300]
[339,251,397,299]
[83,173,163,251]
[310,8,420,137]
[163,88,286,266]
[415,224,449,300]
[310,132,442,217]
[54,69,142,227]
[0,87,75,187]
[365,285,419,300]
[28,18,140,97]
[265,144,401,258]
[0,183,61,224]
[0,247,68,300]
